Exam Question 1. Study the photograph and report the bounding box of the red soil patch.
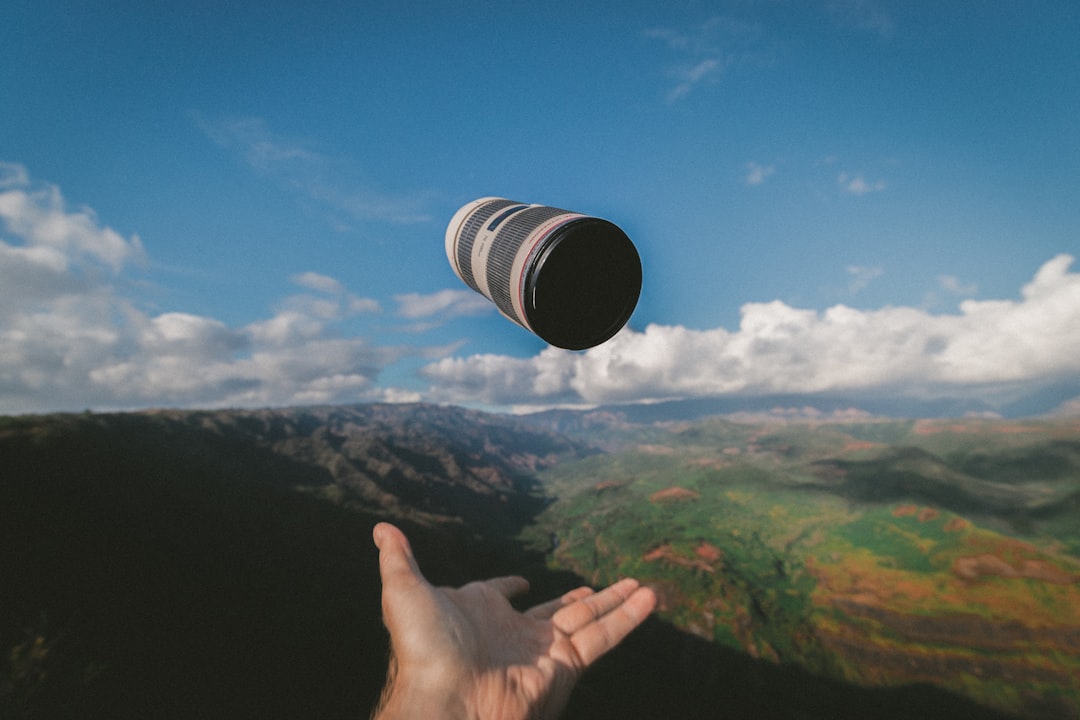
[694,542,723,562]
[643,543,715,574]
[649,486,700,503]
[636,444,676,455]
[642,545,672,563]
[594,480,623,491]
[842,441,878,452]
[965,532,1043,558]
[892,504,939,522]
[952,554,1077,585]
[944,517,971,532]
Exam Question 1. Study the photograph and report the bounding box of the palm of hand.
[374,523,656,720]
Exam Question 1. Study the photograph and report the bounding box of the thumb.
[373,522,427,590]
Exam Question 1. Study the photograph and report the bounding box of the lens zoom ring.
[456,199,517,291]
[487,205,569,320]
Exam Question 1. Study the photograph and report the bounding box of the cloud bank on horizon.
[422,255,1080,413]
[3,162,1078,417]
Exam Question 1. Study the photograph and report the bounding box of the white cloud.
[667,58,722,102]
[745,161,776,186]
[394,288,493,320]
[938,274,978,297]
[646,16,771,103]
[838,171,886,195]
[197,116,326,173]
[0,163,416,414]
[421,255,1080,411]
[194,114,432,225]
[0,162,145,273]
[846,264,884,295]
[643,26,690,52]
[5,163,1078,418]
[287,271,381,316]
[1051,395,1080,417]
[144,313,246,359]
[292,271,345,295]
[923,274,980,310]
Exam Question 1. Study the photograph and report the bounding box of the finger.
[481,575,530,600]
[373,522,428,590]
[569,585,657,667]
[526,586,595,620]
[551,578,641,636]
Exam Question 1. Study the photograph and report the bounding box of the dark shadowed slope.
[1,405,1041,719]
[0,405,581,719]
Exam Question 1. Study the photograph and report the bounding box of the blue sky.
[2,1,1079,415]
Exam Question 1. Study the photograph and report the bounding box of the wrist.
[372,666,473,720]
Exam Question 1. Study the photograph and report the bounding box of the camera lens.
[445,198,641,350]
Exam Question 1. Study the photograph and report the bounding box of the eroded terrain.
[532,417,1080,719]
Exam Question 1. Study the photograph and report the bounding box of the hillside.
[0,405,584,719]
[2,405,1077,718]
[530,415,1080,719]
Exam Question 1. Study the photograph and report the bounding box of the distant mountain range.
[520,383,1080,428]
[3,403,1076,719]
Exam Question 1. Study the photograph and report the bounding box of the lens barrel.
[445,197,641,350]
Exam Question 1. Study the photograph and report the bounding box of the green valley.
[528,416,1080,719]
[3,406,1078,718]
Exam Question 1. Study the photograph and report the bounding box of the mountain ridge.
[5,403,1075,718]
[517,385,1080,429]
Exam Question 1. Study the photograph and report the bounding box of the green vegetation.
[529,416,1080,720]
[3,406,1078,719]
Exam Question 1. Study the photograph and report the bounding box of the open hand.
[371,522,657,720]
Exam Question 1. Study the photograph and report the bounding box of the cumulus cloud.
[288,271,382,316]
[292,271,345,295]
[389,289,494,334]
[0,161,145,274]
[5,163,1078,418]
[421,254,1080,411]
[394,288,493,320]
[1051,396,1080,417]
[0,163,415,414]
